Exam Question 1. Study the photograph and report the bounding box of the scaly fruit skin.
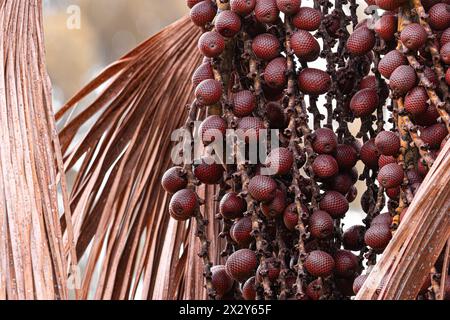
[198,31,225,58]
[211,265,234,297]
[169,189,198,221]
[377,163,404,188]
[292,7,321,31]
[256,258,280,282]
[237,116,266,142]
[389,65,417,96]
[350,88,379,117]
[233,90,256,117]
[429,3,450,31]
[309,210,334,239]
[190,1,217,27]
[334,250,358,278]
[230,216,253,247]
[312,155,339,179]
[374,14,397,41]
[319,191,349,219]
[260,189,286,218]
[334,144,358,170]
[220,192,246,219]
[215,10,242,38]
[343,225,366,251]
[230,0,256,16]
[298,68,331,95]
[254,0,279,24]
[400,23,428,51]
[276,0,301,15]
[291,30,320,62]
[441,27,450,46]
[378,155,396,168]
[252,33,280,61]
[194,158,224,184]
[413,104,440,126]
[371,212,393,226]
[346,27,375,56]
[264,57,287,88]
[225,249,258,282]
[420,124,448,149]
[304,250,335,277]
[375,131,400,156]
[192,62,214,88]
[378,50,407,79]
[198,115,227,144]
[364,224,392,250]
[265,147,294,175]
[360,139,379,169]
[312,128,338,154]
[242,276,256,300]
[195,79,222,106]
[353,274,368,295]
[328,173,353,195]
[441,42,450,64]
[386,186,400,200]
[161,167,188,194]
[306,279,324,300]
[248,175,278,202]
[283,203,298,231]
[404,86,428,116]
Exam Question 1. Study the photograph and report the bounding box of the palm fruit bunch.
[160,0,449,300]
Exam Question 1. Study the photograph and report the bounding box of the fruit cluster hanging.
[162,0,450,300]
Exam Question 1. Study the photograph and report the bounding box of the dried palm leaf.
[0,0,76,300]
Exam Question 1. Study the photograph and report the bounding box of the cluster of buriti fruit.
[161,0,450,300]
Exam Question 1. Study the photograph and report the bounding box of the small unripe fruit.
[309,210,334,239]
[291,30,320,62]
[304,250,335,277]
[334,144,358,170]
[350,88,379,117]
[255,0,279,24]
[226,249,257,282]
[375,131,400,156]
[264,57,287,88]
[378,50,407,79]
[377,163,404,188]
[400,23,428,51]
[347,27,375,56]
[343,225,366,251]
[292,7,321,31]
[360,139,379,169]
[365,224,392,250]
[298,68,331,95]
[312,155,339,179]
[211,265,234,297]
[190,1,216,27]
[242,277,256,300]
[334,250,358,278]
[248,175,278,202]
[276,0,300,15]
[194,158,224,184]
[265,147,294,175]
[230,0,256,16]
[312,128,338,154]
[404,87,429,116]
[169,189,198,221]
[230,217,253,247]
[215,10,242,38]
[252,33,281,61]
[198,31,225,58]
[374,14,397,41]
[233,90,256,117]
[428,3,450,31]
[319,191,349,219]
[220,192,246,219]
[162,167,188,194]
[389,65,417,96]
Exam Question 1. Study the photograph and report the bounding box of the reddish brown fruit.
[424,66,439,87]
[190,1,216,27]
[237,116,266,142]
[312,128,338,154]
[220,192,246,219]
[291,30,320,62]
[230,217,253,247]
[421,124,448,149]
[376,0,406,11]
[429,3,450,31]
[198,31,225,58]
[404,87,429,116]
[198,115,227,144]
[378,155,396,168]
[378,50,407,79]
[319,191,349,219]
[242,276,256,300]
[261,189,286,218]
[446,68,450,85]
[375,131,400,156]
[187,0,204,9]
[334,144,358,170]
[353,274,368,295]
[283,203,298,231]
[328,173,353,195]
[256,258,280,282]
[413,104,440,126]
[359,75,376,90]
[440,42,450,64]
[400,23,428,50]
[372,212,393,226]
[343,225,366,251]
[350,88,379,117]
[407,169,424,185]
[248,175,278,202]
[347,185,358,203]
[441,27,450,46]
[389,65,417,95]
[230,0,256,16]
[386,186,400,200]
[169,189,198,221]
[377,163,404,188]
[304,250,335,277]
[306,279,324,300]
[252,33,280,61]
[334,250,358,278]
[195,79,222,106]
[293,7,321,31]
[374,14,397,41]
[298,68,331,95]
[364,224,392,250]
[211,265,234,297]
[226,249,257,282]
[216,10,242,38]
[254,0,279,24]
[233,90,256,117]
[266,102,287,129]
[309,210,334,239]
[347,27,376,56]
[312,155,339,179]
[360,139,379,169]
[265,147,294,175]
[194,158,224,184]
[264,57,287,88]
[162,167,188,194]
[192,62,214,88]
[276,0,300,15]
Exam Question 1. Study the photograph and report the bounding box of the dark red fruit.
[350,88,379,117]
[389,65,417,95]
[374,14,397,41]
[276,0,300,15]
[306,279,324,300]
[386,186,400,200]
[169,189,198,221]
[376,0,406,11]
[404,86,429,116]
[407,169,423,185]
[266,102,287,129]
[346,27,376,56]
[353,274,368,295]
[254,0,279,24]
[230,0,256,16]
[187,0,204,9]
[298,68,331,95]
[364,224,392,250]
[378,50,407,79]
[194,158,224,184]
[312,128,338,154]
[198,115,227,144]
[375,131,400,156]
[312,155,339,179]
[233,90,256,117]
[334,144,358,170]
[429,3,450,31]
[441,27,450,46]
[256,258,280,282]
[360,139,379,169]
[343,225,366,251]
[413,104,440,126]
[334,250,358,278]
[248,175,278,202]
[261,189,286,218]
[440,42,450,64]
[309,210,334,239]
[400,23,428,51]
[230,216,253,247]
[252,33,280,61]
[293,7,321,31]
[264,57,287,88]
[283,203,298,231]
[291,30,320,62]
[242,276,256,300]
[421,124,448,149]
[347,185,358,203]
[377,163,404,188]
[372,212,392,226]
[216,10,242,38]
[329,173,353,195]
[378,155,396,168]
[192,62,214,88]
[226,249,257,282]
[195,79,222,106]
[304,250,335,277]
[319,191,349,219]
[265,147,294,175]
[237,117,266,141]
[211,265,234,297]
[198,31,225,58]
[162,166,188,194]
[220,192,246,219]
[190,1,216,27]
[446,68,450,85]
